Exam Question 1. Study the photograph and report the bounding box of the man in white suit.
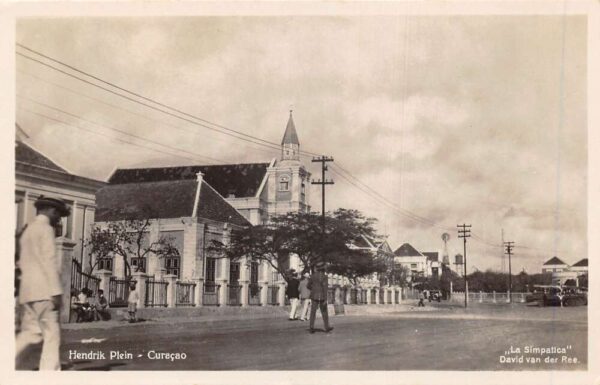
[16,196,70,370]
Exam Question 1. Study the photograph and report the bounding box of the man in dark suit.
[307,262,333,333]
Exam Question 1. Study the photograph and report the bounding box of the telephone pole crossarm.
[457,224,471,308]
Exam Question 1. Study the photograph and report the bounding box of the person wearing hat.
[16,196,70,370]
[298,272,312,321]
[285,269,300,320]
[307,261,333,333]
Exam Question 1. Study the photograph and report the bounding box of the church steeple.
[281,110,300,161]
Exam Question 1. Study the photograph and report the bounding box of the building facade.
[94,114,313,307]
[393,243,440,283]
[15,124,105,265]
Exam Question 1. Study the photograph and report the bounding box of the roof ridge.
[115,162,271,172]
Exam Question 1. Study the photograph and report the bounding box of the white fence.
[450,291,529,303]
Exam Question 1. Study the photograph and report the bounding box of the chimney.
[196,172,204,183]
[227,189,236,198]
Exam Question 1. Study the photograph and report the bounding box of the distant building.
[541,256,568,274]
[393,243,439,282]
[570,258,588,274]
[541,256,588,287]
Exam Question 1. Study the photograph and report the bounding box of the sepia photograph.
[3,1,599,384]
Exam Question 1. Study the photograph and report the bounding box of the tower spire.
[281,110,300,161]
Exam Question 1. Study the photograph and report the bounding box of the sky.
[15,16,587,274]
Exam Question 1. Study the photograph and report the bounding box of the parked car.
[526,285,587,307]
[428,290,442,302]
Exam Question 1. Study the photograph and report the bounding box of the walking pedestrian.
[286,270,300,320]
[418,290,425,307]
[308,262,333,333]
[15,196,70,370]
[298,272,311,321]
[127,282,139,323]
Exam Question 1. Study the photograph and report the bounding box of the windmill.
[441,233,450,265]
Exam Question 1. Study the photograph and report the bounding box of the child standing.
[127,282,139,323]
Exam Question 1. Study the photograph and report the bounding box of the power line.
[18,107,224,165]
[17,70,291,160]
[16,51,295,156]
[17,44,302,152]
[16,45,567,258]
[18,95,228,164]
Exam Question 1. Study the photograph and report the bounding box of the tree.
[382,263,410,287]
[85,217,180,279]
[214,209,385,283]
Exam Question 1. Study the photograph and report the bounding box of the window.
[411,263,418,269]
[206,257,216,283]
[279,175,290,191]
[230,262,240,284]
[165,256,180,278]
[97,258,113,271]
[131,257,146,273]
[301,181,306,199]
[250,261,259,284]
[161,230,183,278]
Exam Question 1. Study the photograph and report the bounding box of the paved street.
[18,303,587,371]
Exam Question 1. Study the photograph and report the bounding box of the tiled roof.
[423,252,439,262]
[572,258,588,267]
[15,141,67,172]
[95,179,250,227]
[281,112,299,145]
[543,256,567,266]
[108,163,269,198]
[96,180,198,222]
[197,181,251,227]
[394,243,423,257]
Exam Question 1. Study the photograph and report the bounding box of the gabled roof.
[423,252,439,262]
[394,243,423,257]
[281,111,299,145]
[95,179,250,227]
[197,180,251,227]
[572,258,588,267]
[543,256,567,266]
[15,141,67,173]
[350,234,375,249]
[108,163,269,198]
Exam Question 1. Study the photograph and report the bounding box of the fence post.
[391,287,396,305]
[366,288,372,304]
[96,269,113,298]
[335,286,341,305]
[164,274,177,308]
[521,293,525,303]
[375,288,380,304]
[56,237,77,323]
[278,279,287,307]
[131,272,148,309]
[194,277,204,307]
[492,290,496,303]
[506,290,511,303]
[479,291,483,303]
[345,287,352,304]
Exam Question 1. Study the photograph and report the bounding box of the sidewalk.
[62,303,437,330]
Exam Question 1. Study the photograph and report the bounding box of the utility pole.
[457,224,471,308]
[504,241,514,303]
[311,156,334,228]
